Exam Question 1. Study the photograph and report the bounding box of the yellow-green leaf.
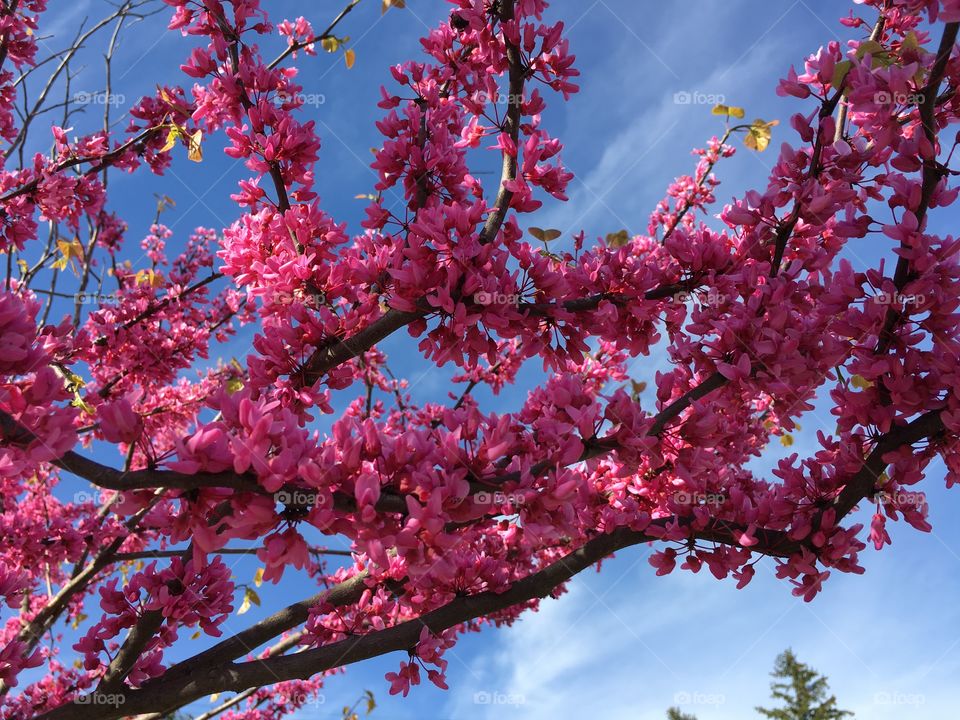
[237,586,261,615]
[155,194,176,215]
[854,39,892,67]
[901,31,921,54]
[743,118,780,152]
[253,567,264,587]
[187,129,203,163]
[851,374,873,390]
[62,369,86,391]
[528,227,561,242]
[831,60,852,89]
[160,126,180,154]
[52,238,84,274]
[135,269,163,288]
[321,36,344,53]
[605,229,630,248]
[344,48,356,69]
[71,612,88,629]
[71,392,96,416]
[158,87,192,116]
[780,434,794,447]
[226,378,244,395]
[712,104,745,119]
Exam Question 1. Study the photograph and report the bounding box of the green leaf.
[321,36,348,52]
[605,229,630,247]
[855,39,893,67]
[831,60,852,89]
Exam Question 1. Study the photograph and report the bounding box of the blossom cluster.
[0,0,958,714]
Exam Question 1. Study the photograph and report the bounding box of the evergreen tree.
[666,707,698,720]
[756,649,852,719]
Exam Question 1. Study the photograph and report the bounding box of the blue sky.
[27,0,960,718]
